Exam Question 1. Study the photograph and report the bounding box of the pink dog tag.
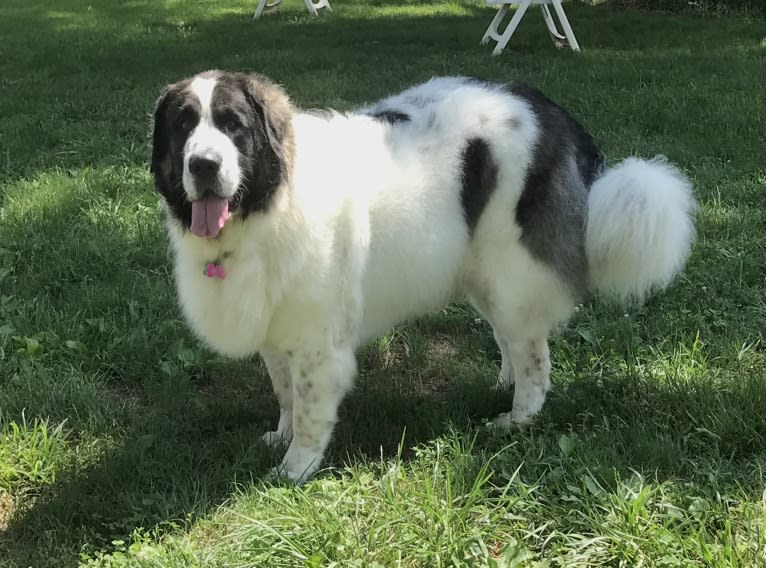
[205,263,226,280]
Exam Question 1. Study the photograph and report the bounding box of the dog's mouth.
[190,192,233,239]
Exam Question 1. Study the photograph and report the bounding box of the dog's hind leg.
[467,247,576,427]
[494,334,552,425]
[476,304,554,425]
[260,349,294,447]
[472,297,515,390]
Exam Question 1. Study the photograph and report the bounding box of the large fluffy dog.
[151,71,695,483]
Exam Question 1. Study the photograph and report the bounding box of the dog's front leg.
[273,345,356,484]
[260,349,294,447]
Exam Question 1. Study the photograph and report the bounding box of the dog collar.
[204,252,231,280]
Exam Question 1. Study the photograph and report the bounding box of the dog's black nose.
[189,155,221,178]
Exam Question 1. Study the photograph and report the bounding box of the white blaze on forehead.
[189,76,217,119]
[183,74,242,201]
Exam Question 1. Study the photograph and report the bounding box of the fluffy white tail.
[585,157,696,302]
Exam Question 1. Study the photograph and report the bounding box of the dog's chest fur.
[166,201,312,357]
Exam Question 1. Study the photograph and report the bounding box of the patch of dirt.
[0,491,15,531]
[425,334,459,362]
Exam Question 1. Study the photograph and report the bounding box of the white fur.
[182,77,242,200]
[163,77,695,483]
[585,157,696,301]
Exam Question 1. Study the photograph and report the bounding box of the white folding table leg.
[551,0,580,51]
[255,0,330,19]
[481,4,510,45]
[254,0,282,19]
[488,0,533,56]
[304,0,332,16]
[540,4,567,48]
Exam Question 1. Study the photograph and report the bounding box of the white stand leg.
[481,0,580,54]
[254,0,331,19]
[481,4,509,45]
[305,0,332,16]
[540,4,567,48]
[254,0,282,19]
[482,0,533,56]
[551,0,580,51]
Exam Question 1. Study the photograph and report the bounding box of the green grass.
[0,0,765,565]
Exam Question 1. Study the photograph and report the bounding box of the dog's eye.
[176,117,194,132]
[221,117,242,134]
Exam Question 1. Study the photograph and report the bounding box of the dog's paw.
[486,409,536,431]
[270,445,323,486]
[265,465,298,486]
[267,463,313,487]
[487,412,517,431]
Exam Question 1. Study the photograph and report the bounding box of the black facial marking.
[209,73,286,217]
[371,110,410,124]
[150,71,292,232]
[460,138,498,235]
[150,79,198,229]
[235,75,291,218]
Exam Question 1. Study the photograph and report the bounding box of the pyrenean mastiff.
[150,70,695,483]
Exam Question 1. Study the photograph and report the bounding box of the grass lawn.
[1,0,765,565]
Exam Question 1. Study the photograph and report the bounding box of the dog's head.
[151,70,293,238]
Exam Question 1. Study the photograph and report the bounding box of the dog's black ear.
[242,74,294,190]
[150,87,171,175]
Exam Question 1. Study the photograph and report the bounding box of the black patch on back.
[460,138,498,235]
[504,82,605,294]
[507,82,604,230]
[371,110,410,124]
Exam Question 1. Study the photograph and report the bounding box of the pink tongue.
[191,195,231,238]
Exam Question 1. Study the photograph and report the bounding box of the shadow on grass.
[0,357,513,566]
[5,342,766,566]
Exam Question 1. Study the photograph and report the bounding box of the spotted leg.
[260,349,293,448]
[271,346,356,484]
[492,336,552,427]
[466,247,575,429]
